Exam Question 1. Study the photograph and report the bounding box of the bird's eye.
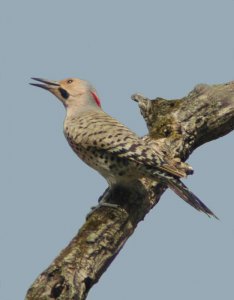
[67,79,73,84]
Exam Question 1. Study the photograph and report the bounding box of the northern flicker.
[30,77,218,219]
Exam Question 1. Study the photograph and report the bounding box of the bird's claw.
[86,202,120,220]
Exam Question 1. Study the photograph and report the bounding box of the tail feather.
[167,179,219,219]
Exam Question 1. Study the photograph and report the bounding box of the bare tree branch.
[25,81,234,300]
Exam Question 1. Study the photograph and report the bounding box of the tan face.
[30,77,89,101]
[58,78,88,97]
[30,77,101,108]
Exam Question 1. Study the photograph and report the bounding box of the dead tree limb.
[25,81,234,300]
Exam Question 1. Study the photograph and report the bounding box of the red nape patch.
[91,92,101,107]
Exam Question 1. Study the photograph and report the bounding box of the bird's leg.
[97,187,111,203]
[86,187,120,219]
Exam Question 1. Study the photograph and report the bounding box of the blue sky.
[2,1,234,299]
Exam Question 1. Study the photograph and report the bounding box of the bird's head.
[30,77,101,111]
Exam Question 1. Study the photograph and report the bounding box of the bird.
[30,77,218,219]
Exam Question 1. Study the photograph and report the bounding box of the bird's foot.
[97,187,111,203]
[86,202,120,220]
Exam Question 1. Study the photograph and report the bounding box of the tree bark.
[25,81,234,300]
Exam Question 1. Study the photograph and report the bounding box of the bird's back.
[63,109,189,185]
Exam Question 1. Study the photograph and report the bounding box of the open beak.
[30,77,60,90]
